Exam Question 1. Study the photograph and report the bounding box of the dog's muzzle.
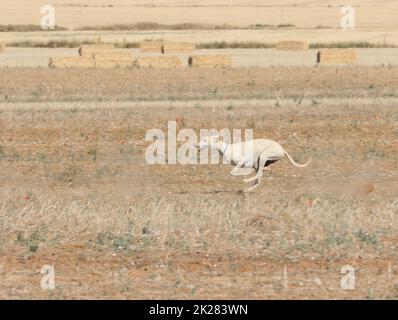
[194,144,208,151]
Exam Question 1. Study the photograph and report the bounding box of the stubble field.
[0,66,397,299]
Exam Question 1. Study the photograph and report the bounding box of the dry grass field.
[2,0,398,29]
[0,67,397,299]
[1,0,398,47]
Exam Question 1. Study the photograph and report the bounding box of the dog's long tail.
[283,150,311,168]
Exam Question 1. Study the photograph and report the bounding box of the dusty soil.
[0,66,398,102]
[0,65,397,298]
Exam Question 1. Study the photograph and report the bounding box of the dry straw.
[136,56,182,68]
[317,49,358,64]
[188,55,232,68]
[0,42,5,53]
[276,41,309,51]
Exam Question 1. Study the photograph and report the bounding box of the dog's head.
[195,135,220,151]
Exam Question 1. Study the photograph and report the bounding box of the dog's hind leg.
[244,153,269,192]
[244,167,271,181]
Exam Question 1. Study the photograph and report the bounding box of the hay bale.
[0,42,5,53]
[276,41,309,51]
[136,56,182,68]
[163,41,195,54]
[49,57,95,68]
[140,41,163,53]
[78,44,114,57]
[317,49,358,65]
[188,55,232,68]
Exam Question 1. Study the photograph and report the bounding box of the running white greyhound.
[195,136,311,192]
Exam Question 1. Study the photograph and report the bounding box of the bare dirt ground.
[2,48,398,68]
[0,66,397,299]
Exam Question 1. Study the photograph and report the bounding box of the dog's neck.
[217,141,229,155]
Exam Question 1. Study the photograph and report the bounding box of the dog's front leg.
[244,166,271,182]
[230,159,247,176]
